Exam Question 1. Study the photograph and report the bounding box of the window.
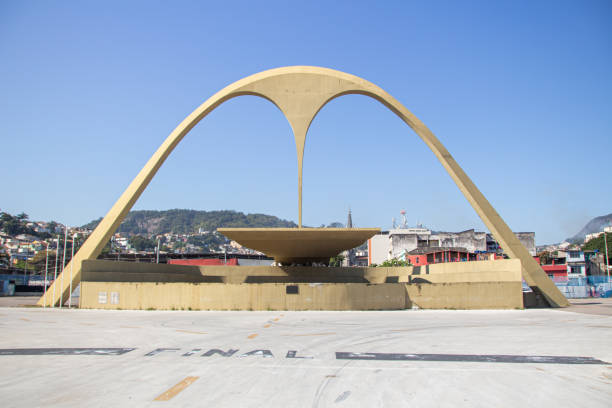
[570,266,582,274]
[417,240,429,248]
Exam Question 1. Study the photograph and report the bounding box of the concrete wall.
[434,230,487,253]
[515,232,536,256]
[80,279,522,311]
[80,282,408,311]
[368,234,390,265]
[406,282,523,309]
[79,259,524,310]
[390,233,418,258]
[421,258,521,276]
[82,259,520,283]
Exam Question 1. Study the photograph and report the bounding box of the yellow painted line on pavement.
[248,333,258,339]
[273,318,280,322]
[176,329,207,335]
[263,324,271,328]
[154,376,199,401]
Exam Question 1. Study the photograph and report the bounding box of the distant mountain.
[82,209,297,236]
[568,213,612,242]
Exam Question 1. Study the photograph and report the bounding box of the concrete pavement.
[0,307,611,407]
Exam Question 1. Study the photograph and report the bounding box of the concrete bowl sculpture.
[217,228,380,264]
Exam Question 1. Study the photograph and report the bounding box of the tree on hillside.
[128,235,156,251]
[13,259,36,272]
[583,233,611,260]
[28,250,57,271]
[82,209,298,235]
[47,221,58,235]
[537,251,551,265]
[0,212,25,235]
[0,211,44,237]
[0,250,9,267]
[99,240,112,257]
[187,234,222,250]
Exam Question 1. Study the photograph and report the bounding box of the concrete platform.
[0,307,611,407]
[76,259,525,310]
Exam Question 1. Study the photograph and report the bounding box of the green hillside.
[82,209,297,236]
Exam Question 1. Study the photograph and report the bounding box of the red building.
[168,258,239,266]
[540,263,568,281]
[405,247,479,266]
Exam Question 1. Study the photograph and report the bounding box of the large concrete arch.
[39,66,569,307]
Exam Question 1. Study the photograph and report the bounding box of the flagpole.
[69,234,76,308]
[43,242,49,309]
[60,225,67,309]
[52,234,59,308]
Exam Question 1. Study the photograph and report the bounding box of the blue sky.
[1,0,610,244]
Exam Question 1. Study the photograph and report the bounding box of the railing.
[552,276,612,299]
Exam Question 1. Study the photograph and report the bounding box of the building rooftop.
[407,246,469,255]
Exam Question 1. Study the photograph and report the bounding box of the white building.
[368,228,535,265]
[585,226,612,243]
[558,249,587,277]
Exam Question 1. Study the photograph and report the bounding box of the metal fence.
[552,276,612,299]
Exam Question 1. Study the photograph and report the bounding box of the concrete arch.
[39,66,568,307]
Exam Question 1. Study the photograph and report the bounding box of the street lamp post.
[604,230,610,283]
[69,233,76,308]
[43,242,49,309]
[60,225,68,309]
[156,238,160,264]
[52,234,59,308]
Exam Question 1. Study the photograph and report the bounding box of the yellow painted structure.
[217,227,379,264]
[81,258,521,284]
[79,259,523,310]
[40,66,568,307]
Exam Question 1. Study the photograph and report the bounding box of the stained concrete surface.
[554,298,612,316]
[0,296,79,308]
[0,306,611,407]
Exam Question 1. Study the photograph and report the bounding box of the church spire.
[346,208,353,228]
